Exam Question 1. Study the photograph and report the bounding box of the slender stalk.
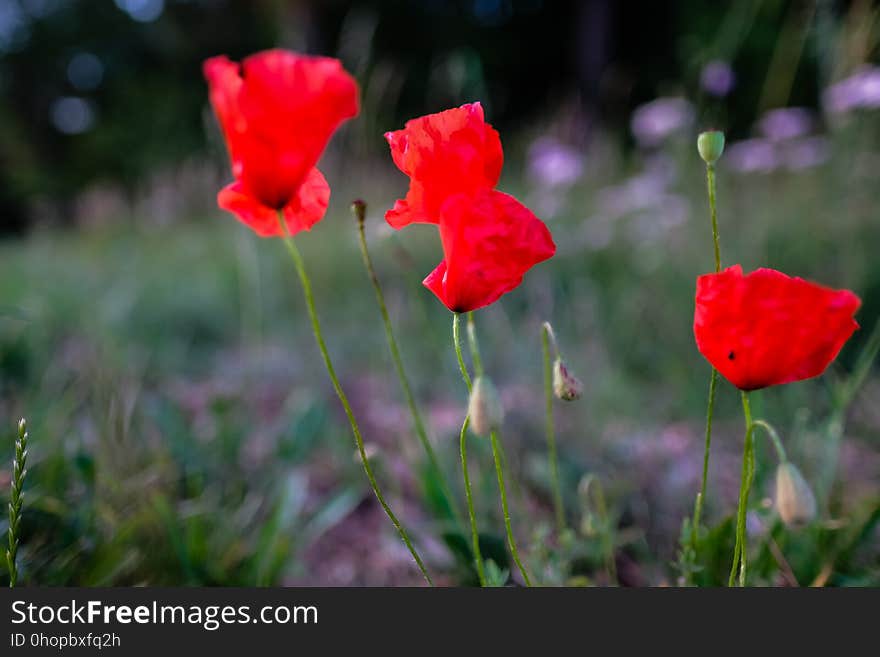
[453,313,472,391]
[452,314,485,585]
[707,164,721,272]
[691,160,723,552]
[751,420,788,464]
[691,369,718,546]
[729,391,755,587]
[353,202,462,527]
[275,212,433,585]
[467,313,533,587]
[459,415,486,586]
[541,323,565,532]
[7,418,28,588]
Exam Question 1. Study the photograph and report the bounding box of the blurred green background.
[0,0,878,585]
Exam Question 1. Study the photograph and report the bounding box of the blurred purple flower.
[758,107,814,142]
[725,138,778,173]
[700,60,735,97]
[598,171,666,217]
[824,66,880,115]
[595,155,677,217]
[630,97,694,148]
[780,136,830,171]
[527,137,584,188]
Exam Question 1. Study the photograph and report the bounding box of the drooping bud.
[468,376,503,436]
[775,462,816,528]
[553,358,583,401]
[697,130,725,165]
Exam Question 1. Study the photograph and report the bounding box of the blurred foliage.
[2,0,878,231]
[1,116,878,583]
[0,0,878,586]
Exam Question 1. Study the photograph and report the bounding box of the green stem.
[453,313,472,392]
[354,205,462,527]
[7,418,28,588]
[541,323,565,533]
[459,415,485,586]
[453,314,485,585]
[707,164,721,272]
[691,160,722,553]
[275,212,433,586]
[751,420,788,464]
[691,368,718,547]
[467,313,533,587]
[729,391,755,587]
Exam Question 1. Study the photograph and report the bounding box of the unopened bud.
[468,376,503,436]
[351,199,367,226]
[697,130,725,165]
[775,462,816,528]
[553,359,582,401]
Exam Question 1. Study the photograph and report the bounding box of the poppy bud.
[468,376,503,436]
[351,198,367,226]
[775,462,816,528]
[553,358,583,401]
[697,130,725,165]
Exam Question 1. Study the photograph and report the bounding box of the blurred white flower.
[630,97,694,148]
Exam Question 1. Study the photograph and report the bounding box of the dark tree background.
[0,0,846,232]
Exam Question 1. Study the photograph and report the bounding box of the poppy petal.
[217,168,330,238]
[694,265,861,390]
[205,49,358,211]
[384,102,503,228]
[422,190,556,312]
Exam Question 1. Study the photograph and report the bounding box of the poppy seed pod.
[553,358,583,401]
[468,376,503,436]
[697,130,725,165]
[775,462,816,528]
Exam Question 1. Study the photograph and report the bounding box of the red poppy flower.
[384,102,503,229]
[204,49,359,237]
[694,265,861,391]
[423,190,556,313]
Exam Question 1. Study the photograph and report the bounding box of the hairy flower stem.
[707,164,721,273]
[729,391,755,587]
[353,202,463,528]
[691,161,722,552]
[541,323,565,533]
[7,418,28,588]
[466,313,533,587]
[452,313,485,586]
[276,212,433,586]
